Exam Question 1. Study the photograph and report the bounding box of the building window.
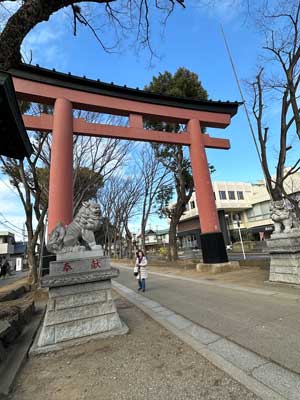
[190,201,195,209]
[219,190,227,200]
[213,192,216,200]
[228,191,235,200]
[237,191,244,200]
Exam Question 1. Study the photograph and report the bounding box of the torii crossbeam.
[10,64,240,264]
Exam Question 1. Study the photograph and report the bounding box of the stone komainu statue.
[270,199,299,234]
[47,201,101,254]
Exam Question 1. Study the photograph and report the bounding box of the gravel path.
[9,294,259,400]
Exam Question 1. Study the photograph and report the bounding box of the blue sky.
[0,1,285,235]
[20,0,267,182]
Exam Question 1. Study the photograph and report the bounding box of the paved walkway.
[113,265,300,399]
[10,295,263,400]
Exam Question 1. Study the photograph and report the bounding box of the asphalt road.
[115,266,300,375]
[0,271,27,288]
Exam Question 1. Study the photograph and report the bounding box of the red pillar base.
[200,232,228,264]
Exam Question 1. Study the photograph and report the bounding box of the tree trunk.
[124,223,132,259]
[168,220,178,262]
[27,243,38,285]
[0,0,61,69]
[0,0,110,69]
[141,221,146,252]
[271,186,283,202]
[108,236,112,257]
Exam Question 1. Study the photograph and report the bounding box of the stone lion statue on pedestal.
[47,201,101,254]
[270,200,299,234]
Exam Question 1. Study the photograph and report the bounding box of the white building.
[0,231,15,256]
[0,231,27,269]
[136,229,169,252]
[178,172,300,249]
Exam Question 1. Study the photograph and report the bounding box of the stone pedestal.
[267,230,300,284]
[196,261,240,274]
[34,250,128,353]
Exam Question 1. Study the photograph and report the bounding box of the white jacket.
[134,256,148,279]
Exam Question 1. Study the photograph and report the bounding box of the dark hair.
[137,249,145,258]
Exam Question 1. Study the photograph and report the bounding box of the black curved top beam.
[10,64,241,117]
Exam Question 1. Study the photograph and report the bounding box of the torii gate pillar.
[48,98,73,234]
[188,119,228,264]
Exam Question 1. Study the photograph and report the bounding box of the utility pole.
[38,215,47,286]
[236,219,246,260]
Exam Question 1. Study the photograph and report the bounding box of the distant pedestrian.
[0,258,9,279]
[134,250,148,292]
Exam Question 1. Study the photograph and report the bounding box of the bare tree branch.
[0,0,185,69]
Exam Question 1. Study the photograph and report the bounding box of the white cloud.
[191,0,244,23]
[21,11,69,68]
[0,1,21,31]
[0,178,22,213]
[0,177,25,240]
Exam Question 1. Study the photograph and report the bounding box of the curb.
[112,280,300,400]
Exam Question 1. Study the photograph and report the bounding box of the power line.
[0,212,24,233]
[220,24,272,196]
[0,175,20,198]
[0,220,25,236]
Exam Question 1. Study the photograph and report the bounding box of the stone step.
[0,292,35,385]
[0,285,30,303]
[0,293,35,353]
[0,306,45,396]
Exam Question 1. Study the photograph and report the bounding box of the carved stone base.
[267,230,300,285]
[36,252,128,351]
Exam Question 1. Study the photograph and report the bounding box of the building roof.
[0,231,15,237]
[10,64,241,117]
[156,229,169,235]
[0,72,32,159]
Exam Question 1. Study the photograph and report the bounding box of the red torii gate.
[10,64,240,264]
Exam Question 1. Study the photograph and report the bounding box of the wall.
[0,243,14,255]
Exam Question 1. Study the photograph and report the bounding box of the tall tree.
[145,67,209,261]
[248,1,300,216]
[97,175,142,258]
[0,0,185,69]
[135,144,171,251]
[1,133,49,285]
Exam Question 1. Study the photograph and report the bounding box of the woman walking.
[134,250,148,292]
